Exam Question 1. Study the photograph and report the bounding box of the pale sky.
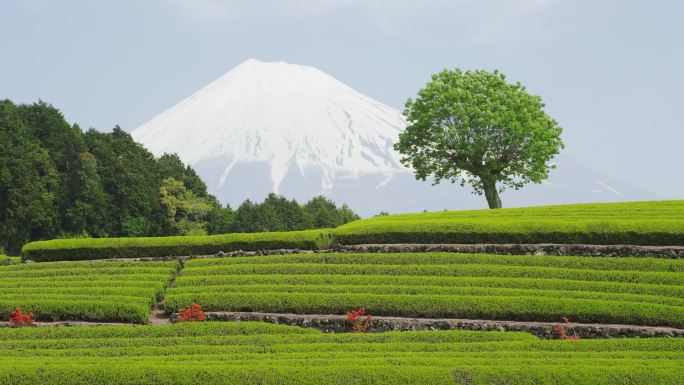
[1,0,682,198]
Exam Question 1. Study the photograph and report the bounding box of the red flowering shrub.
[554,316,579,340]
[177,303,206,322]
[347,307,372,333]
[9,307,35,327]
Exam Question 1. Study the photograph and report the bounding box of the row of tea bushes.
[0,322,680,385]
[21,230,333,262]
[166,253,684,327]
[334,200,684,246]
[0,260,177,323]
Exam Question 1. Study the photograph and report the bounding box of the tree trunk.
[483,180,502,209]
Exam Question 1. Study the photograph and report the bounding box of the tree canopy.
[0,100,359,254]
[395,69,564,209]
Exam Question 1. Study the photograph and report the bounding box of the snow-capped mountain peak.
[132,58,407,194]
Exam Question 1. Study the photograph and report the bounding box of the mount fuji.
[131,59,659,216]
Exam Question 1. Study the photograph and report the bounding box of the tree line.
[0,100,359,254]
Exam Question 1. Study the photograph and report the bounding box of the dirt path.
[147,257,187,325]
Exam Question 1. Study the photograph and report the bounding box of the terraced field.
[0,322,680,385]
[166,253,684,327]
[5,201,684,384]
[335,200,684,245]
[0,260,177,323]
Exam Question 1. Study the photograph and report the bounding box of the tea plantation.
[0,260,177,323]
[167,253,684,327]
[0,322,681,385]
[4,201,684,384]
[335,200,684,245]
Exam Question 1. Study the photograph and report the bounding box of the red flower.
[346,307,372,333]
[9,308,34,327]
[555,316,579,340]
[177,303,206,322]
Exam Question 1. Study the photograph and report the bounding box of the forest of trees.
[0,100,359,254]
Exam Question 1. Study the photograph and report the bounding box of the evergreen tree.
[0,100,59,253]
[84,127,163,236]
[64,152,108,237]
[206,205,235,235]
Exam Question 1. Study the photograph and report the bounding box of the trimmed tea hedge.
[167,253,684,327]
[334,200,684,245]
[21,230,333,262]
[0,260,177,323]
[0,255,19,264]
[0,322,680,385]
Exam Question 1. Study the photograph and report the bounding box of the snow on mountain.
[132,59,660,216]
[132,58,405,194]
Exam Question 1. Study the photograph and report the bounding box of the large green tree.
[395,69,564,209]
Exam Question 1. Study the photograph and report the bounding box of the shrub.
[334,200,684,246]
[554,316,579,340]
[177,303,206,322]
[0,323,680,385]
[21,230,333,262]
[0,260,177,323]
[168,254,684,327]
[8,307,34,327]
[347,307,372,333]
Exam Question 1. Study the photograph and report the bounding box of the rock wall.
[197,312,684,339]
[337,243,684,258]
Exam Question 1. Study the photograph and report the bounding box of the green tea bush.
[334,200,684,246]
[0,260,177,323]
[0,322,680,385]
[168,253,684,327]
[21,230,333,262]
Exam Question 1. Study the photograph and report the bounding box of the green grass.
[167,253,684,327]
[334,200,684,246]
[0,260,177,323]
[0,322,680,385]
[21,229,333,262]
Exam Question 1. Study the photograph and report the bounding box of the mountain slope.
[132,59,405,195]
[132,59,660,216]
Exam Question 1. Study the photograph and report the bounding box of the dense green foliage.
[0,322,680,385]
[21,230,333,261]
[0,260,176,323]
[167,253,684,327]
[396,69,564,208]
[0,255,20,264]
[335,200,684,246]
[0,100,358,254]
[228,194,359,233]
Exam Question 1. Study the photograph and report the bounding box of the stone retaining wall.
[337,243,684,258]
[196,311,684,339]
